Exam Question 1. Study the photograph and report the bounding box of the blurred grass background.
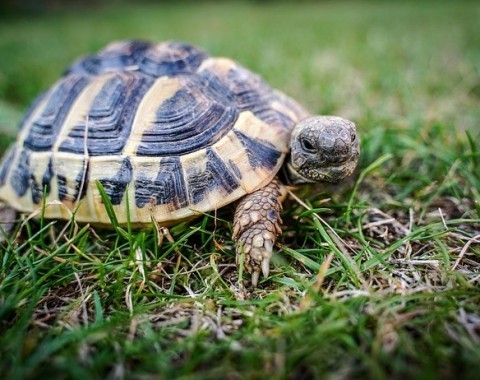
[0,1,479,379]
[1,0,479,136]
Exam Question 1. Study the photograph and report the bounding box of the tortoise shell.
[0,41,308,226]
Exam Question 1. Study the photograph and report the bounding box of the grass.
[1,0,480,378]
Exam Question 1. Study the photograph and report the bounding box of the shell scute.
[233,130,282,171]
[58,72,155,156]
[23,74,90,152]
[198,58,305,137]
[56,156,89,203]
[184,148,240,205]
[66,40,151,76]
[134,157,188,210]
[98,157,132,206]
[66,40,209,79]
[134,76,238,156]
[88,74,125,118]
[0,146,16,187]
[10,149,30,197]
[30,156,54,204]
[139,41,208,77]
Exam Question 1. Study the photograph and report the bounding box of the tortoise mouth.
[315,160,357,183]
[292,158,357,184]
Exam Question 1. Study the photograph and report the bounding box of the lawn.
[1,0,479,378]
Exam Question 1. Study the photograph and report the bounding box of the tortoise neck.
[280,154,316,185]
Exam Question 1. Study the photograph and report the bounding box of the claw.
[233,223,240,239]
[264,239,273,254]
[275,224,282,235]
[252,270,260,287]
[261,257,270,278]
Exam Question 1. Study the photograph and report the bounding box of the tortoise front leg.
[233,178,287,286]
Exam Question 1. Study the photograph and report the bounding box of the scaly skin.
[233,178,287,286]
[0,203,18,243]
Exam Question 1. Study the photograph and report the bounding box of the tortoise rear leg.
[0,203,18,243]
[233,178,287,286]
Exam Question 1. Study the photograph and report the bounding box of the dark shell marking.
[186,148,239,205]
[136,76,238,156]
[10,149,30,197]
[66,40,151,76]
[134,157,188,209]
[199,65,294,131]
[99,158,132,205]
[58,73,155,156]
[66,41,207,78]
[23,75,90,152]
[140,42,208,77]
[57,159,89,203]
[30,157,54,204]
[234,131,282,170]
[0,147,16,187]
[0,40,305,221]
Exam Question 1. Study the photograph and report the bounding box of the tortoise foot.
[0,203,18,243]
[233,178,286,286]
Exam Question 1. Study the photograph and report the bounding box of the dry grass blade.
[299,252,335,311]
[451,233,480,270]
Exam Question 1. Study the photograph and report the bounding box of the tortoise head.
[284,116,359,185]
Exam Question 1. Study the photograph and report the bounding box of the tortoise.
[0,40,359,285]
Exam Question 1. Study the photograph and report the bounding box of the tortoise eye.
[301,138,316,153]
